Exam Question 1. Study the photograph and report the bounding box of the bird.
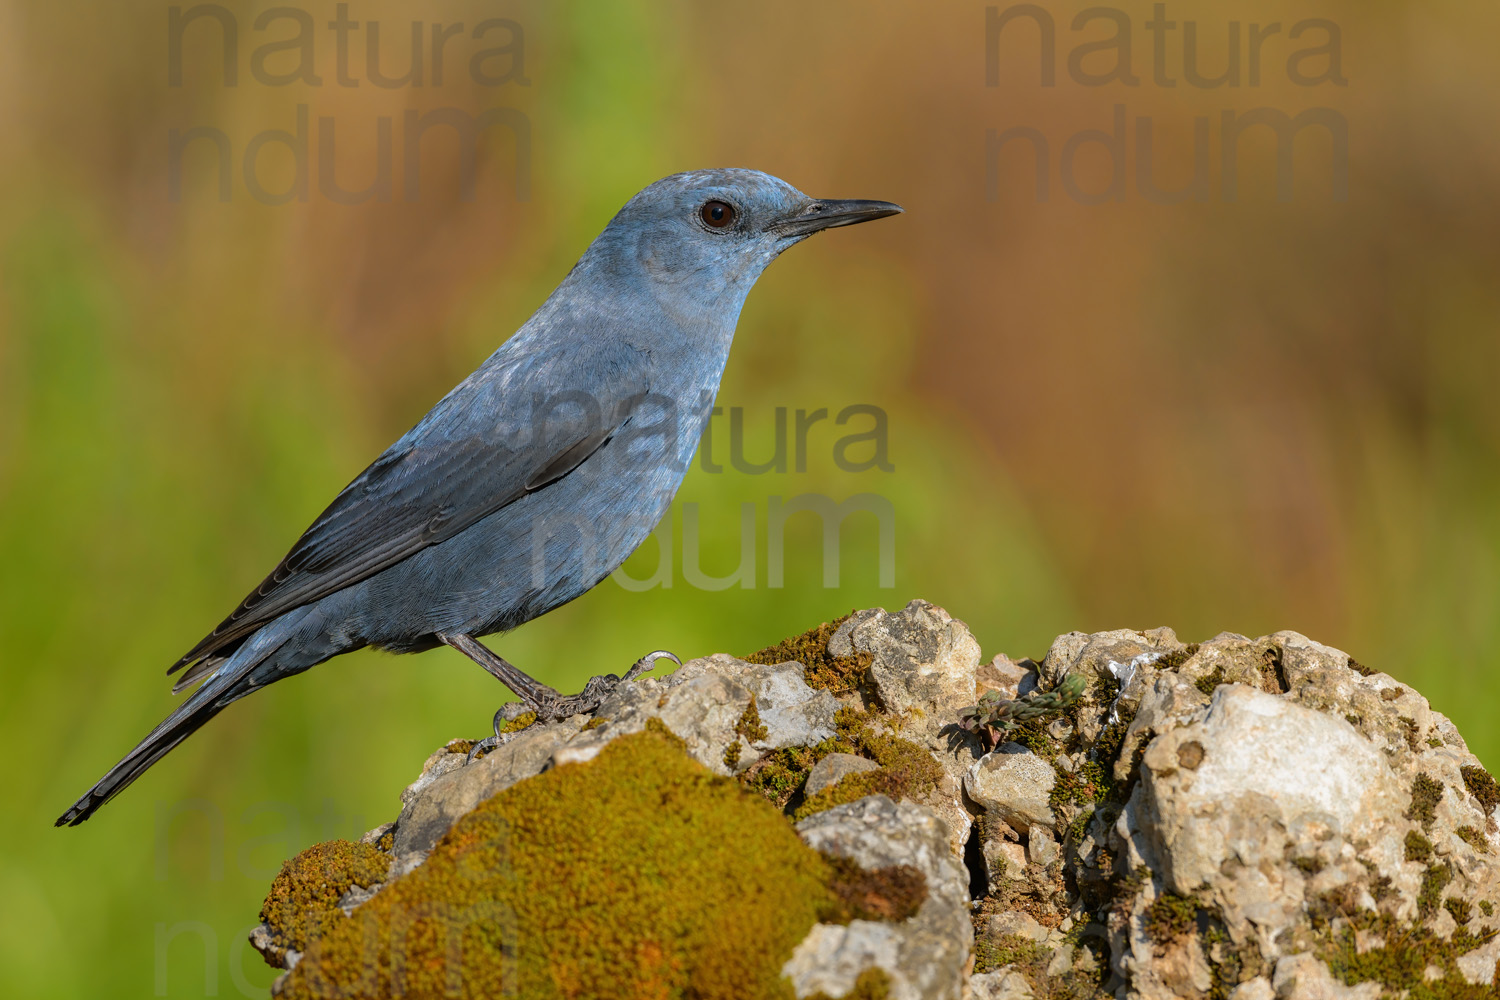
[57,168,902,826]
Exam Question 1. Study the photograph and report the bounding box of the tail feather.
[56,608,313,827]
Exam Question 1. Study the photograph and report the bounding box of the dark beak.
[771,198,904,238]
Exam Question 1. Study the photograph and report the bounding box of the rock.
[1271,953,1382,999]
[1456,932,1500,985]
[967,968,1035,999]
[975,654,1038,701]
[839,599,980,727]
[785,796,971,1000]
[244,608,1500,1000]
[986,910,1049,943]
[1025,826,1059,867]
[390,717,587,872]
[1126,684,1403,897]
[965,744,1057,834]
[739,659,841,749]
[1228,977,1275,1000]
[805,752,882,797]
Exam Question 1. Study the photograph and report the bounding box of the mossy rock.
[745,613,872,693]
[275,722,854,999]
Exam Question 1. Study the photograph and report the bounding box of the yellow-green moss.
[743,708,941,818]
[277,724,839,999]
[1481,900,1494,917]
[1316,905,1499,999]
[1461,765,1500,814]
[258,840,389,964]
[723,739,743,768]
[580,717,608,732]
[444,738,477,755]
[1407,773,1444,828]
[791,710,942,820]
[973,933,1048,976]
[737,695,769,743]
[746,613,872,693]
[498,710,537,735]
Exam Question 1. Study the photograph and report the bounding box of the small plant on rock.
[957,673,1087,751]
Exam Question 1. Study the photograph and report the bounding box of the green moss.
[742,744,822,809]
[1145,891,1201,941]
[745,708,941,818]
[258,840,389,965]
[580,717,608,732]
[792,715,941,820]
[805,968,892,1000]
[1406,830,1435,863]
[1418,863,1453,917]
[1445,897,1474,926]
[973,933,1048,975]
[1461,764,1500,814]
[1400,716,1423,752]
[1195,666,1226,696]
[746,613,871,693]
[1065,805,1095,846]
[1347,657,1376,677]
[1317,906,1499,999]
[1428,736,1446,748]
[277,725,837,999]
[820,854,926,924]
[1008,716,1058,758]
[444,738,477,755]
[736,695,769,743]
[1481,901,1494,917]
[1159,643,1201,671]
[723,740,743,768]
[1407,773,1445,828]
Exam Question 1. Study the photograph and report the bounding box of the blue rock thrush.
[57,168,900,826]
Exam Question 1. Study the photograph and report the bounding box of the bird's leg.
[437,634,681,761]
[438,632,563,709]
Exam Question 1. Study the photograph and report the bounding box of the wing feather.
[169,345,648,676]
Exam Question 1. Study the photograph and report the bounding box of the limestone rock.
[805,752,882,797]
[968,968,1035,999]
[244,608,1500,1000]
[785,796,971,1000]
[965,744,1057,834]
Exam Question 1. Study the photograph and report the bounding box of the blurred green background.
[2,0,1497,995]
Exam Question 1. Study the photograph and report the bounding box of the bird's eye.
[700,200,736,229]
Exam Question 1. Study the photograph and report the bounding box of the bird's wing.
[170,347,650,676]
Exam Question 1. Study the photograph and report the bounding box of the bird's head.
[584,168,902,303]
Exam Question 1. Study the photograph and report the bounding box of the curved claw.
[626,649,680,682]
[465,736,500,765]
[465,705,520,764]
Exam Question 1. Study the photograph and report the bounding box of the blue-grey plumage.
[57,168,901,826]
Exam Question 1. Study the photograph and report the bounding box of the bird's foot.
[463,649,680,763]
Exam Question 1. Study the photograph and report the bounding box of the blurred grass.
[2,0,1499,996]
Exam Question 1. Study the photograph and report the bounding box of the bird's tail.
[55,607,314,827]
